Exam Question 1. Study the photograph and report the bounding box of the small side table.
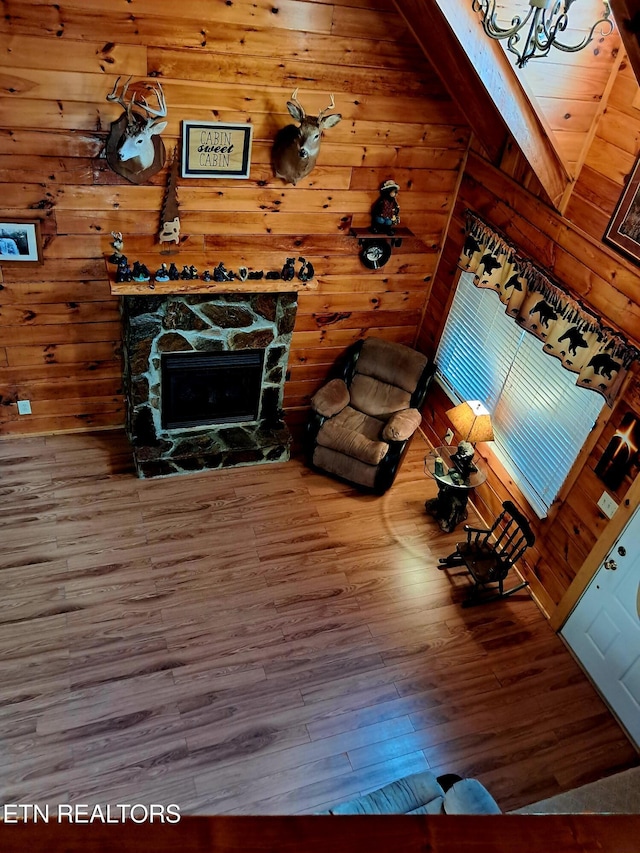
[424,446,486,533]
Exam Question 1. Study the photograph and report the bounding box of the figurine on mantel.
[371,179,400,236]
[115,257,132,282]
[168,262,180,280]
[213,262,234,282]
[155,263,170,282]
[132,261,151,282]
[201,269,212,282]
[298,257,314,282]
[180,265,199,280]
[281,257,296,281]
[108,231,124,263]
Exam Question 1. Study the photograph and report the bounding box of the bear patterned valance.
[458,210,640,406]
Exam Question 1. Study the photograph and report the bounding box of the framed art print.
[595,410,640,492]
[0,219,43,264]
[604,154,640,265]
[181,121,252,179]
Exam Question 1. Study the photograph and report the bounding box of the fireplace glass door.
[161,349,264,429]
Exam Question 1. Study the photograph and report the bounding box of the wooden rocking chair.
[439,500,534,607]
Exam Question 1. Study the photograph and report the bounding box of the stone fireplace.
[121,291,296,478]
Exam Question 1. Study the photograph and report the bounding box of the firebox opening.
[161,349,264,430]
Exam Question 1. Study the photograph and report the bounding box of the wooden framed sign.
[181,121,253,179]
[0,219,43,264]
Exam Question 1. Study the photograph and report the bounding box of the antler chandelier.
[471,1,614,68]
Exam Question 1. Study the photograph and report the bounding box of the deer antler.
[133,82,167,120]
[289,88,305,116]
[106,76,134,120]
[318,93,336,120]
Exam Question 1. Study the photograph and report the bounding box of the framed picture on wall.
[181,121,253,179]
[0,219,43,264]
[594,410,640,492]
[604,154,640,265]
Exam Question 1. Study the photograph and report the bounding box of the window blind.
[436,271,604,517]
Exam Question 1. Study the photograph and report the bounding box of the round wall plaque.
[360,239,391,270]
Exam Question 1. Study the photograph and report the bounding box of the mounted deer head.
[271,89,341,186]
[105,76,168,184]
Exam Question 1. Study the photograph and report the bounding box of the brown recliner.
[307,338,435,494]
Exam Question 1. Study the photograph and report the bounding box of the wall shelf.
[350,226,410,245]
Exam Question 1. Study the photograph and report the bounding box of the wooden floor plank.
[0,428,636,813]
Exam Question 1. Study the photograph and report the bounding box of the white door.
[562,506,640,748]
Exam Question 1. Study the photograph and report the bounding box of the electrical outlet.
[17,400,32,415]
[444,428,454,445]
[597,491,618,519]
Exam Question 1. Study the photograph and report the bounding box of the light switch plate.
[444,429,454,445]
[17,400,32,415]
[597,491,618,519]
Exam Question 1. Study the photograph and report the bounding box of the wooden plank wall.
[418,57,640,615]
[0,0,469,437]
[3,0,636,619]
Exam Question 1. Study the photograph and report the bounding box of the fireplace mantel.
[106,255,318,296]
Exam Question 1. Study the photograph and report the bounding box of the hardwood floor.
[0,428,637,814]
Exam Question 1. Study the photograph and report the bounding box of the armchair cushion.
[443,779,501,814]
[317,407,388,466]
[349,373,412,418]
[311,378,350,418]
[356,337,429,393]
[312,446,379,489]
[382,408,423,441]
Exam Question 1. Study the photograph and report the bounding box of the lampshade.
[447,400,494,444]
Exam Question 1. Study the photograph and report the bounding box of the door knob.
[604,559,617,571]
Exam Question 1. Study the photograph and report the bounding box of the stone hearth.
[121,292,296,478]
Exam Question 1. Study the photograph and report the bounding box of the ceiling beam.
[393,0,570,210]
[610,0,640,83]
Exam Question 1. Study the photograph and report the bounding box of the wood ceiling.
[394,1,626,213]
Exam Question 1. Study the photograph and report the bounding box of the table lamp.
[446,400,494,475]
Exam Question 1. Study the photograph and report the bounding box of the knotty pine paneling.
[418,57,640,613]
[503,6,622,175]
[0,0,468,437]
